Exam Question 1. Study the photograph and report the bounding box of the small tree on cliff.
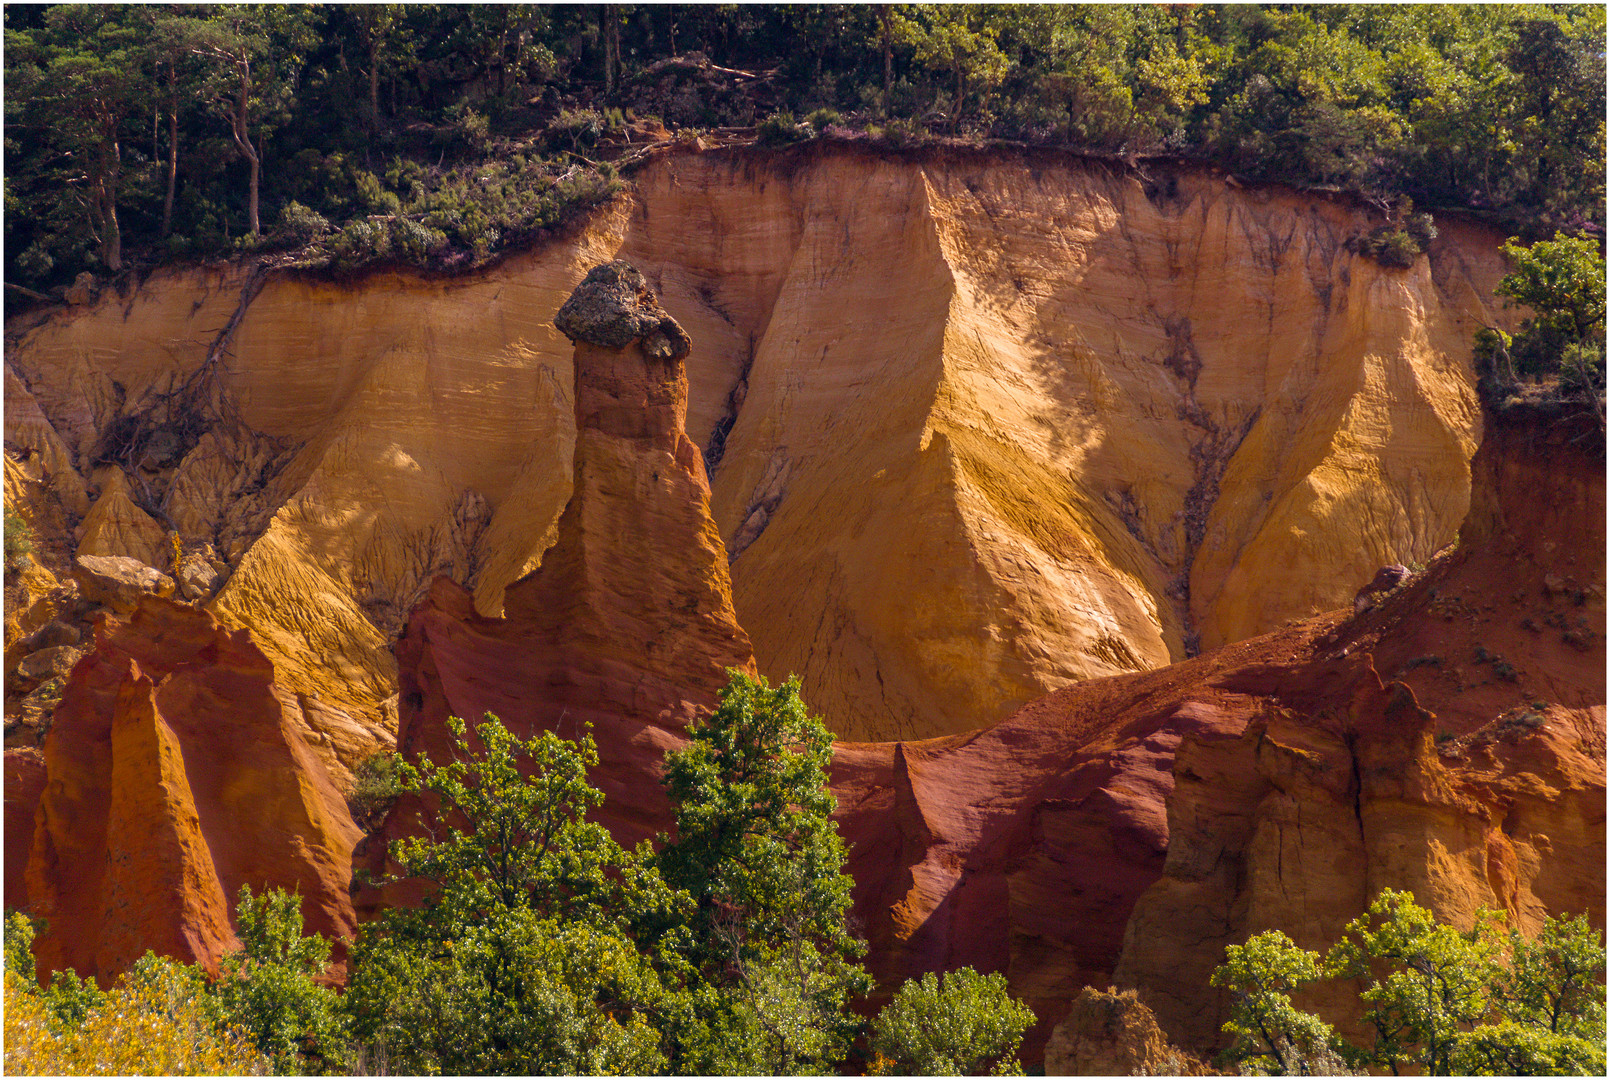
[1479,232,1607,408]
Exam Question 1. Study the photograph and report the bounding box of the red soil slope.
[19,598,360,986]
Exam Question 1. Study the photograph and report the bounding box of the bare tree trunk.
[227,59,262,235]
[495,8,508,97]
[880,7,893,117]
[96,140,122,271]
[369,38,382,128]
[605,6,621,95]
[162,69,179,237]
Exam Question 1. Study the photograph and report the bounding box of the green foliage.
[347,749,404,829]
[1211,930,1352,1075]
[893,5,1009,132]
[4,945,265,1075]
[805,107,843,132]
[1497,233,1608,374]
[1494,914,1606,1037]
[1212,890,1607,1076]
[39,968,108,1035]
[2,506,34,569]
[4,4,1604,302]
[757,110,807,146]
[1473,326,1518,390]
[1326,889,1507,1074]
[869,967,1036,1075]
[349,907,670,1075]
[5,909,112,1037]
[344,714,676,1074]
[212,886,347,1074]
[655,671,870,1074]
[1448,913,1610,1074]
[10,675,1042,1076]
[272,200,331,247]
[1354,228,1422,269]
[3,911,34,984]
[1474,232,1605,409]
[545,107,623,153]
[1558,341,1605,400]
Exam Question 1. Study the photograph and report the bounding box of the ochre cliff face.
[623,151,1508,740]
[1,148,1596,1072]
[356,263,753,911]
[1110,402,1605,1055]
[21,597,360,986]
[4,146,1513,745]
[3,233,625,775]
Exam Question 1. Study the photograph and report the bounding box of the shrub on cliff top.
[1473,231,1606,414]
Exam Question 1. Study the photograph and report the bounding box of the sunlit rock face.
[5,146,1510,748]
[1111,401,1605,1056]
[354,259,755,916]
[22,597,360,987]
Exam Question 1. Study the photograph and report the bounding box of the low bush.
[347,750,404,829]
[273,201,331,247]
[805,107,843,132]
[1354,227,1422,268]
[757,110,807,146]
[869,967,1035,1075]
[4,506,34,569]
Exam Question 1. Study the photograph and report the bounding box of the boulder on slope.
[71,553,175,613]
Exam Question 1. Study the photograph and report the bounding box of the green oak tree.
[654,670,873,1074]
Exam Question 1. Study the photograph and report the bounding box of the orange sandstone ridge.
[1110,399,1606,1055]
[0,155,1599,1067]
[18,598,360,986]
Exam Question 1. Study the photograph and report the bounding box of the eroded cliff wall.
[4,146,1511,752]
[1109,400,1605,1054]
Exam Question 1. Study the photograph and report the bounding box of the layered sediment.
[4,147,1513,746]
[3,149,1594,1072]
[1109,400,1605,1054]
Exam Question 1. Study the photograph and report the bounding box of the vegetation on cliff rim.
[5,672,1035,1075]
[1213,889,1607,1076]
[1474,231,1606,418]
[5,4,1603,306]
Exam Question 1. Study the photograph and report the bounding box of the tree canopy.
[5,4,1603,306]
[1212,889,1607,1076]
[1,673,1035,1075]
